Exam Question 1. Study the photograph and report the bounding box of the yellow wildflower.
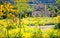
[20,0,28,2]
[9,28,20,35]
[42,33,50,38]
[54,15,60,23]
[14,0,19,2]
[0,12,3,17]
[0,5,3,12]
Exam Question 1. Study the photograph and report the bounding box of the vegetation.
[0,0,60,38]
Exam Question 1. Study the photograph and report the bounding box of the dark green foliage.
[55,23,60,29]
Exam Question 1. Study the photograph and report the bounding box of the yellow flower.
[14,0,19,2]
[0,33,2,38]
[9,28,20,35]
[20,0,28,2]
[11,9,16,12]
[22,33,33,38]
[9,5,15,9]
[42,33,50,38]
[54,15,60,23]
[0,12,3,17]
[0,20,7,27]
[2,8,6,12]
[53,30,58,36]
[0,5,3,12]
[21,19,29,24]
